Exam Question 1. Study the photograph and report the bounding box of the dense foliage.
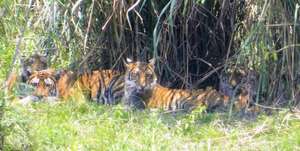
[0,0,300,150]
[1,0,299,104]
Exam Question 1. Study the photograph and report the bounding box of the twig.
[101,0,117,31]
[71,0,84,15]
[253,103,286,111]
[83,0,95,53]
[126,0,141,31]
[275,44,300,53]
[193,65,224,87]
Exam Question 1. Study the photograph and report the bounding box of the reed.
[0,0,299,107]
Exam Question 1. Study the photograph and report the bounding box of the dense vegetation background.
[1,0,300,104]
[0,0,300,150]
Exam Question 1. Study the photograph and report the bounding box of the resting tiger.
[19,67,121,104]
[18,69,58,104]
[122,58,229,112]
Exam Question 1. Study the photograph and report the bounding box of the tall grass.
[0,90,4,150]
[1,0,300,149]
[0,0,299,125]
[239,0,300,106]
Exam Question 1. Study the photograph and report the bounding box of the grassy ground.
[1,100,300,151]
[0,1,299,150]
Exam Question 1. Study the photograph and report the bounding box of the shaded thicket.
[237,0,300,107]
[0,0,299,107]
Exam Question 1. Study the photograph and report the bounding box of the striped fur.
[26,68,121,101]
[56,69,120,101]
[97,74,124,105]
[123,59,228,112]
[27,69,57,97]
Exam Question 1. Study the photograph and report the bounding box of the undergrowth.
[1,101,299,151]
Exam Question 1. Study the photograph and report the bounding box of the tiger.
[219,67,259,111]
[6,53,48,92]
[122,58,229,112]
[15,68,59,104]
[23,67,121,103]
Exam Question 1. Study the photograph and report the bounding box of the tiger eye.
[130,72,138,80]
[145,74,153,80]
[45,83,52,87]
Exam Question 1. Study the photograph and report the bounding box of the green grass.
[0,0,299,150]
[1,100,300,151]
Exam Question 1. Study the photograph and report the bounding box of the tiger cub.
[123,58,228,112]
[24,68,121,102]
[15,68,59,104]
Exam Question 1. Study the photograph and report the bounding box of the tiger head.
[124,58,157,93]
[27,69,57,98]
[21,54,48,82]
[123,58,157,109]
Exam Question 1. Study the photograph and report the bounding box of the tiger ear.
[126,58,133,63]
[40,55,47,63]
[148,58,155,67]
[123,57,133,68]
[54,70,62,80]
[32,70,38,74]
[46,68,55,75]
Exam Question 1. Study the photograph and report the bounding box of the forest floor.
[1,100,300,151]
